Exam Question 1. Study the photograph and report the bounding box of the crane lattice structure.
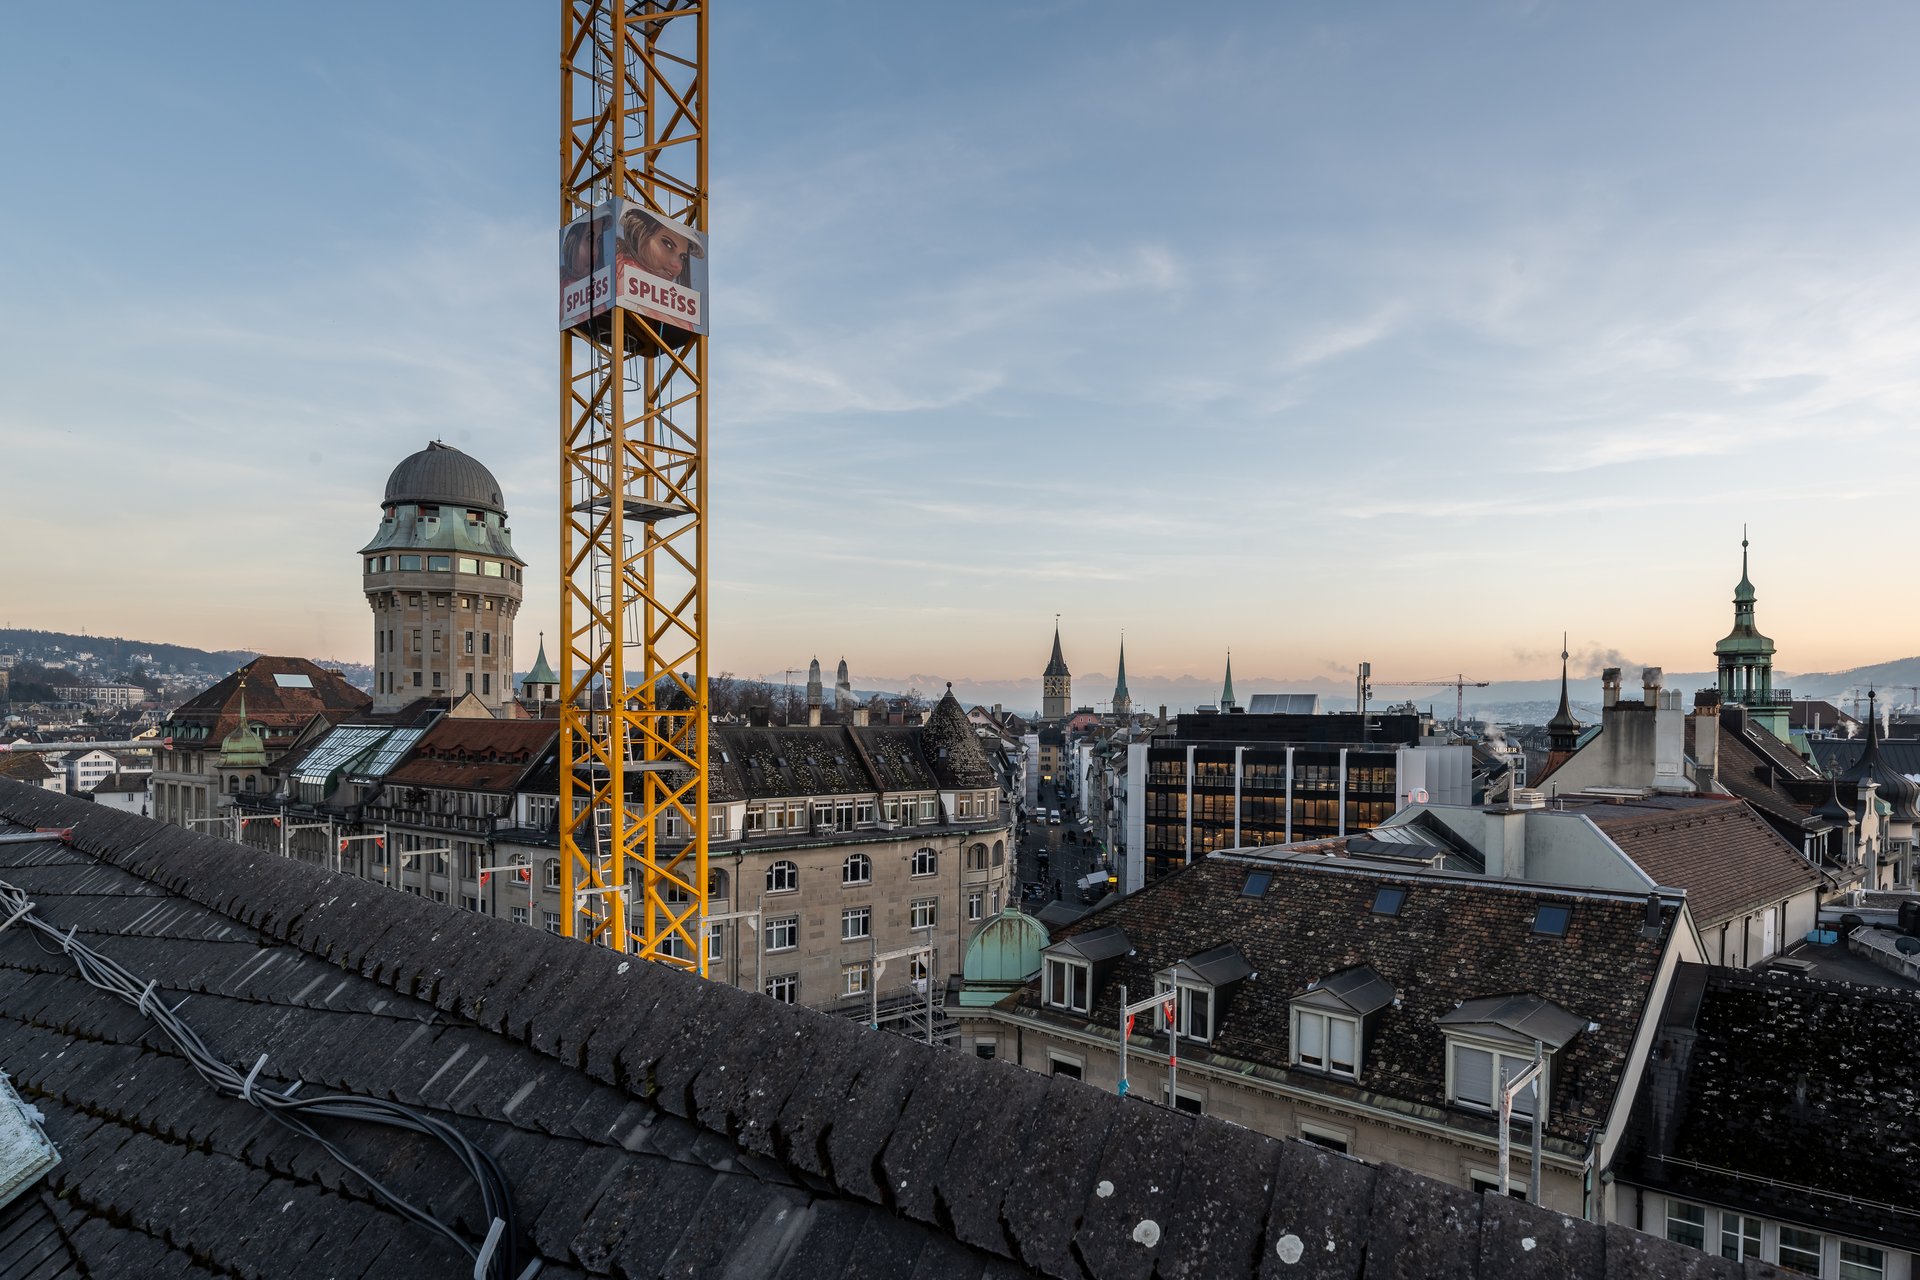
[559,0,708,969]
[1373,675,1491,730]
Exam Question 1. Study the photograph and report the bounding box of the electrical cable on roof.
[0,876,535,1280]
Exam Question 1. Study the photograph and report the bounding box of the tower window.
[399,556,421,571]
[482,634,491,655]
[482,674,491,695]
[466,510,483,525]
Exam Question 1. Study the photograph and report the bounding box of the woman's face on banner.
[635,222,695,281]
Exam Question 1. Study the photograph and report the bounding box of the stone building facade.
[232,689,1016,1019]
[152,656,370,828]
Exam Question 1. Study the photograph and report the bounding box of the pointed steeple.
[1219,649,1237,713]
[1842,688,1920,823]
[1734,524,1755,605]
[526,632,557,686]
[1042,616,1071,720]
[1111,634,1131,717]
[219,677,268,769]
[1547,633,1580,754]
[1044,619,1069,678]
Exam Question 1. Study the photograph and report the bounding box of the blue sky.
[6,2,1920,690]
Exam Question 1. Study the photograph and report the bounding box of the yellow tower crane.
[558,0,709,970]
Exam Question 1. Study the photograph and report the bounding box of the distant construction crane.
[1374,675,1491,730]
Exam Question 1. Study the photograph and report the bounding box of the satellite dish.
[1896,936,1920,956]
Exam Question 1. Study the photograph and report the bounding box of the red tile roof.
[1578,797,1822,927]
[383,719,558,792]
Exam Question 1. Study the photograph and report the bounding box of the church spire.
[1042,616,1071,720]
[1547,633,1580,754]
[1044,617,1069,677]
[1111,633,1132,719]
[1219,649,1237,713]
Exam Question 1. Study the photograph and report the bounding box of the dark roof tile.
[1358,1164,1481,1280]
[1156,1117,1285,1280]
[1256,1141,1376,1279]
[1477,1193,1601,1280]
[997,1075,1119,1275]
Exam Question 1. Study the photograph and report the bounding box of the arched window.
[911,847,937,877]
[967,843,989,872]
[227,775,240,793]
[767,860,798,894]
[992,840,1004,866]
[843,852,872,885]
[708,868,730,900]
[244,775,256,793]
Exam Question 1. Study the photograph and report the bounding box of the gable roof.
[0,780,1737,1280]
[1015,852,1681,1145]
[1620,963,1920,1252]
[1572,796,1823,927]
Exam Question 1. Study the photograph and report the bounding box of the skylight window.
[1241,871,1272,897]
[1370,886,1406,916]
[1532,904,1571,937]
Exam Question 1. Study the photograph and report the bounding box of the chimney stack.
[1642,667,1663,705]
[1602,668,1622,708]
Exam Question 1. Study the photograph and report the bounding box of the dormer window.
[1040,925,1131,1017]
[1045,957,1090,1013]
[1155,944,1252,1045]
[1437,994,1583,1118]
[1293,1009,1357,1077]
[1290,965,1393,1081]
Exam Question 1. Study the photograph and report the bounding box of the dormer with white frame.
[1290,964,1394,1081]
[1154,944,1253,1044]
[1041,925,1130,1016]
[1437,994,1585,1119]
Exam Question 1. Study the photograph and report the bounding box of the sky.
[6,2,1920,693]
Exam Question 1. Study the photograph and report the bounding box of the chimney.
[807,705,822,728]
[1689,702,1719,790]
[747,704,770,727]
[1641,667,1663,705]
[1651,684,1689,793]
[1602,668,1622,708]
[1482,808,1527,879]
[850,707,869,727]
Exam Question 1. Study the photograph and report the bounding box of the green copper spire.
[1114,637,1129,700]
[1733,524,1756,606]
[1220,649,1237,712]
[527,632,558,686]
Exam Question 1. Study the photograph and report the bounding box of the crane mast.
[558,0,709,969]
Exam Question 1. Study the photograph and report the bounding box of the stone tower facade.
[362,442,523,714]
[1043,621,1071,721]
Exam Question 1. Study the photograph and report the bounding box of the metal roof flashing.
[0,1069,58,1211]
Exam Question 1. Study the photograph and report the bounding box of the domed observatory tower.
[362,442,524,714]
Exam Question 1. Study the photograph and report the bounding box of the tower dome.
[384,441,507,514]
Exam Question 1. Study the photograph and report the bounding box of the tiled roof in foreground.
[0,780,1736,1279]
